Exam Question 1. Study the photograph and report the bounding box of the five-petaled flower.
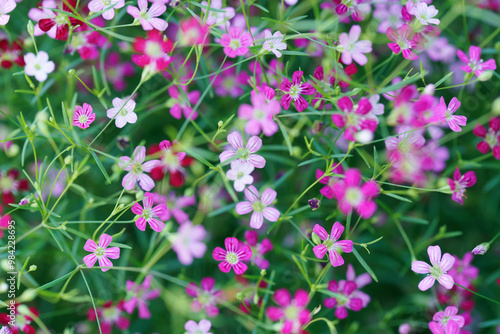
[337,25,372,66]
[447,167,476,205]
[280,70,316,112]
[131,192,167,232]
[119,146,160,191]
[213,237,252,275]
[312,222,353,267]
[473,117,500,159]
[262,30,287,58]
[235,186,280,229]
[127,0,168,31]
[24,51,55,82]
[73,103,96,129]
[436,97,466,132]
[88,0,125,20]
[219,132,266,169]
[106,97,137,128]
[428,306,465,334]
[123,275,160,319]
[457,45,497,77]
[83,234,120,272]
[411,245,456,291]
[220,27,252,58]
[386,24,418,60]
[185,277,224,317]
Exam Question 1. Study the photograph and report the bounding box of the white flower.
[200,0,234,27]
[226,160,254,192]
[24,51,55,82]
[126,0,168,31]
[0,0,16,25]
[262,30,287,58]
[413,2,439,26]
[106,97,138,128]
[88,0,125,20]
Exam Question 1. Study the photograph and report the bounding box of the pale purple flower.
[312,222,353,267]
[106,97,137,128]
[88,0,125,20]
[337,25,372,66]
[201,0,235,27]
[219,131,266,168]
[119,146,160,191]
[124,275,160,319]
[172,221,207,265]
[457,45,497,77]
[235,186,280,229]
[0,0,16,25]
[127,0,168,31]
[83,234,120,272]
[226,160,254,192]
[238,91,280,137]
[373,3,403,33]
[0,326,12,334]
[153,191,196,223]
[262,30,287,58]
[411,245,455,291]
[185,319,212,334]
[24,51,55,82]
[73,103,96,129]
[436,97,466,132]
[471,243,488,255]
[447,167,476,205]
[428,306,465,334]
[413,2,440,25]
[131,192,167,232]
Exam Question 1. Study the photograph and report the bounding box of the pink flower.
[201,0,235,27]
[103,52,135,91]
[244,230,273,269]
[220,27,252,58]
[412,2,440,25]
[332,168,380,218]
[87,300,130,334]
[428,306,465,334]
[73,103,96,129]
[386,24,418,60]
[219,132,266,168]
[334,0,366,21]
[473,117,500,159]
[153,191,195,223]
[212,63,250,97]
[436,97,466,132]
[172,221,207,265]
[38,0,84,40]
[185,319,212,334]
[131,192,167,232]
[262,30,287,58]
[83,234,120,272]
[123,275,160,319]
[411,245,456,291]
[447,167,476,205]
[127,0,168,31]
[331,96,378,142]
[312,222,353,267]
[226,160,254,192]
[178,17,210,46]
[457,45,497,77]
[186,277,224,317]
[132,30,173,72]
[448,253,478,287]
[88,0,125,20]
[167,85,200,120]
[0,0,16,25]
[337,25,372,66]
[324,279,363,319]
[316,164,345,199]
[153,140,188,183]
[0,206,12,240]
[212,237,252,274]
[280,70,316,112]
[266,289,311,334]
[118,146,160,191]
[346,264,372,307]
[235,186,280,229]
[238,91,280,137]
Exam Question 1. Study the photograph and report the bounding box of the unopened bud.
[27,21,34,37]
[478,70,493,82]
[471,242,489,255]
[311,232,321,245]
[423,84,435,95]
[218,121,223,127]
[29,265,37,272]
[491,97,500,116]
[308,198,321,211]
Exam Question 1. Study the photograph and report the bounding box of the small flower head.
[447,167,476,205]
[172,221,207,265]
[119,146,160,191]
[262,30,287,58]
[107,97,137,128]
[266,288,311,333]
[73,103,96,129]
[220,27,252,58]
[88,0,125,20]
[212,237,252,275]
[280,70,316,112]
[185,319,213,334]
[457,45,497,77]
[437,97,466,132]
[471,242,489,255]
[24,51,55,82]
[337,25,372,66]
[428,306,465,334]
[131,192,167,232]
[411,245,455,291]
[473,117,500,159]
[127,0,168,31]
[123,275,160,319]
[235,186,280,229]
[83,234,121,272]
[312,222,353,267]
[185,277,224,317]
[386,24,418,60]
[219,132,266,168]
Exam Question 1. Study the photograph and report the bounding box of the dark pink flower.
[212,237,252,274]
[324,280,363,319]
[280,71,316,112]
[87,301,130,334]
[123,275,160,319]
[73,103,96,129]
[386,24,417,60]
[457,45,497,77]
[83,234,120,272]
[316,164,344,199]
[186,277,225,317]
[244,230,273,269]
[312,222,353,267]
[266,288,311,334]
[131,192,167,232]
[331,96,377,142]
[132,30,173,72]
[436,97,466,132]
[212,63,250,97]
[447,167,476,205]
[220,27,252,58]
[38,0,83,40]
[167,86,200,120]
[334,0,367,21]
[448,253,478,287]
[473,117,500,159]
[178,17,210,46]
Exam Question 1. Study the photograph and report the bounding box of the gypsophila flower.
[119,146,160,191]
[124,275,160,319]
[226,160,254,192]
[280,70,316,112]
[337,25,372,66]
[24,51,55,82]
[73,103,95,129]
[185,319,212,334]
[172,221,207,265]
[447,167,476,205]
[88,0,125,20]
[220,26,252,58]
[262,30,287,58]
[312,222,353,267]
[386,24,418,60]
[235,186,280,229]
[131,192,167,232]
[213,237,252,275]
[471,243,489,255]
[437,97,466,132]
[473,117,500,159]
[428,306,465,334]
[107,97,137,128]
[0,0,16,25]
[186,277,224,317]
[220,132,266,168]
[83,234,120,272]
[127,0,168,31]
[413,2,440,26]
[457,45,497,77]
[411,245,455,291]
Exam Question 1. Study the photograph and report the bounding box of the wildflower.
[411,245,455,291]
[337,25,372,66]
[212,63,250,97]
[238,90,280,137]
[386,24,418,60]
[447,167,476,205]
[373,3,404,33]
[331,96,378,142]
[186,277,224,317]
[332,168,380,218]
[262,30,287,58]
[412,2,440,25]
[428,306,465,334]
[399,324,411,334]
[153,191,196,223]
[308,198,320,210]
[24,51,55,82]
[0,206,11,240]
[131,192,167,232]
[127,0,168,31]
[132,30,173,72]
[449,253,478,287]
[457,45,497,77]
[185,319,213,334]
[103,52,135,91]
[178,17,210,46]
[280,70,316,112]
[346,264,372,307]
[324,279,363,319]
[0,169,29,205]
[118,145,160,191]
[220,27,252,58]
[88,0,125,20]
[226,160,254,192]
[473,117,500,159]
[83,234,121,272]
[312,222,353,267]
[334,0,366,21]
[167,86,200,120]
[212,237,252,274]
[149,140,189,187]
[66,24,106,60]
[201,0,235,27]
[73,103,96,129]
[0,0,16,25]
[106,97,137,128]
[471,243,489,255]
[0,305,39,334]
[123,275,160,319]
[244,230,273,269]
[38,0,83,40]
[219,132,266,168]
[316,164,345,199]
[0,326,11,334]
[87,301,130,333]
[436,97,466,132]
[235,186,280,229]
[172,221,207,265]
[385,126,425,166]
[266,289,311,334]
[0,39,24,69]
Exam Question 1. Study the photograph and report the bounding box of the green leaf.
[34,269,77,292]
[109,242,133,249]
[280,50,310,56]
[434,71,454,88]
[277,118,293,156]
[89,150,111,184]
[383,192,412,203]
[17,257,30,289]
[352,247,378,283]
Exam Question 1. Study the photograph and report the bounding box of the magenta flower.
[473,117,500,159]
[447,167,476,205]
[73,103,96,129]
[131,192,167,232]
[83,234,120,272]
[212,237,252,275]
[185,319,212,334]
[280,71,316,112]
[386,24,418,60]
[428,306,465,334]
[167,86,200,120]
[335,0,366,21]
[244,230,273,270]
[448,253,478,287]
[88,0,125,20]
[220,27,252,58]
[212,63,250,97]
[411,245,456,291]
[226,160,254,192]
[178,17,210,46]
[324,279,363,320]
[346,264,372,307]
[235,186,280,229]
[337,25,372,66]
[219,132,266,168]
[103,52,135,91]
[457,45,497,77]
[186,277,224,317]
[331,96,378,142]
[119,146,160,191]
[436,97,466,132]
[265,289,311,334]
[316,164,344,199]
[127,0,168,31]
[333,168,380,218]
[153,191,196,223]
[87,300,130,333]
[238,91,280,137]
[123,275,160,319]
[172,221,207,265]
[312,222,353,267]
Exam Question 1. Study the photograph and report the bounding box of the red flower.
[0,304,39,334]
[473,117,500,159]
[38,0,84,40]
[0,39,24,69]
[0,169,29,205]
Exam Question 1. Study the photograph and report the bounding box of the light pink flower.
[185,319,212,334]
[411,245,455,291]
[106,97,137,128]
[0,0,16,25]
[172,221,207,265]
[346,264,372,307]
[262,30,287,58]
[436,97,466,132]
[386,24,417,60]
[131,192,167,232]
[226,160,254,192]
[457,45,497,77]
[201,0,235,27]
[212,237,252,275]
[127,0,168,31]
[447,167,476,205]
[335,0,366,21]
[238,91,280,137]
[448,253,478,287]
[118,146,160,191]
[87,300,130,333]
[73,103,96,129]
[167,86,200,120]
[83,234,120,272]
[280,70,316,112]
[88,0,125,20]
[312,222,353,267]
[219,131,266,168]
[153,191,195,223]
[123,275,160,319]
[428,306,465,334]
[235,186,280,229]
[185,277,224,317]
[24,51,55,82]
[338,25,372,66]
[413,2,440,25]
[220,26,252,58]
[265,288,311,333]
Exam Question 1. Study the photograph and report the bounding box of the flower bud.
[471,242,489,255]
[27,21,35,38]
[308,198,321,211]
[478,70,493,82]
[311,232,321,245]
[491,97,500,116]
[423,84,435,95]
